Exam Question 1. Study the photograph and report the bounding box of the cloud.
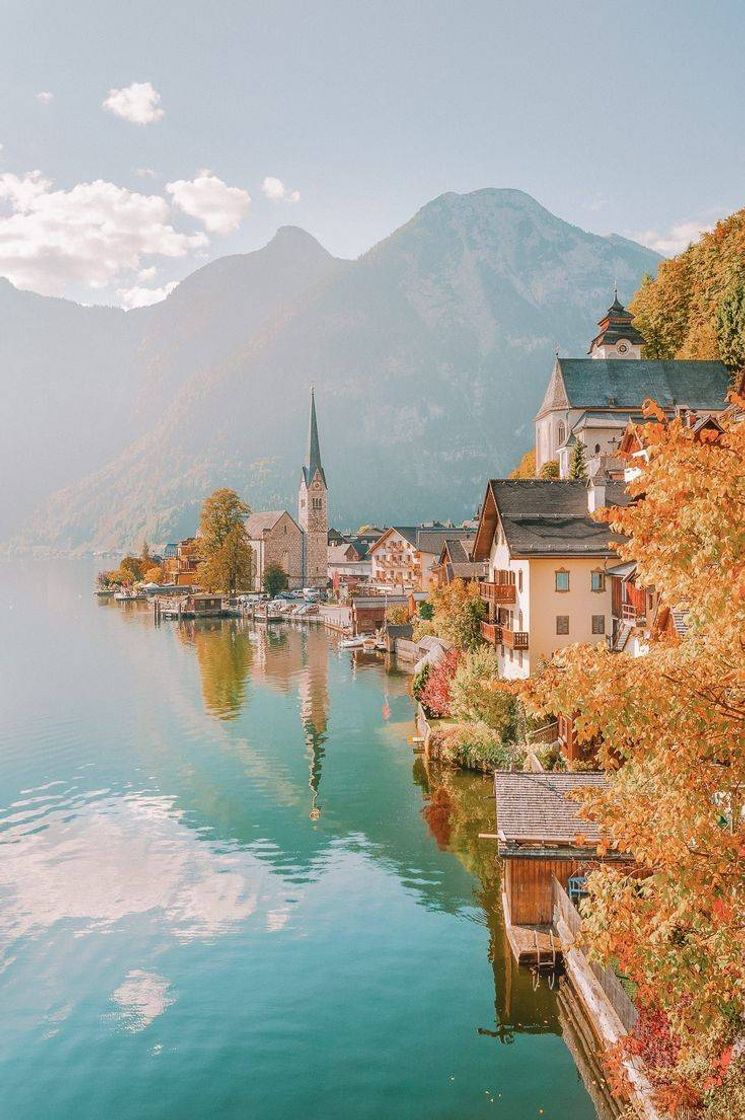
[103,81,164,125]
[262,176,300,204]
[137,265,157,282]
[36,91,54,104]
[633,219,713,257]
[135,167,159,179]
[0,171,206,296]
[166,170,250,234]
[109,970,175,1032]
[117,280,178,309]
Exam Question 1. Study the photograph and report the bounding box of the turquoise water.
[0,561,597,1119]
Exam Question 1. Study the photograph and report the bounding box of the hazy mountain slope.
[8,189,661,551]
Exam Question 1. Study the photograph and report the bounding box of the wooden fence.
[553,878,638,1033]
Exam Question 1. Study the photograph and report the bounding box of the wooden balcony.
[502,628,529,650]
[481,621,502,644]
[480,579,516,605]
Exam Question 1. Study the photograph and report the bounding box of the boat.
[95,588,115,597]
[340,635,365,648]
[362,637,377,651]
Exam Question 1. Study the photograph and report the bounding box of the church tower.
[298,387,328,587]
[588,290,646,359]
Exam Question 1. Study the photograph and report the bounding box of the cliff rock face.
[3,189,660,550]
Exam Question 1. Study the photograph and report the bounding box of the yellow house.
[472,478,628,679]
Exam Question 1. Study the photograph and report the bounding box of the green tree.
[568,440,587,479]
[715,283,745,371]
[539,458,560,479]
[418,600,434,620]
[449,646,515,736]
[263,562,289,598]
[199,488,251,556]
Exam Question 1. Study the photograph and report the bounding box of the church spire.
[303,386,326,486]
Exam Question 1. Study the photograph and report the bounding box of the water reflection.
[418,760,563,1040]
[178,619,253,720]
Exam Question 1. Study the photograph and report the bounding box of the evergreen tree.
[568,440,588,480]
[715,283,745,370]
[263,562,289,598]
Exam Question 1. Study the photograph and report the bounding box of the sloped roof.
[245,510,296,538]
[474,479,628,559]
[328,542,361,564]
[562,359,729,412]
[416,527,475,556]
[494,771,608,844]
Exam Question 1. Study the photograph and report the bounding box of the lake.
[0,560,598,1119]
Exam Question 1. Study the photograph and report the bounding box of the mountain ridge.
[3,188,662,552]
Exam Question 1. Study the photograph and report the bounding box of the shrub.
[432,722,526,773]
[539,459,560,479]
[419,650,460,718]
[386,603,410,625]
[449,646,516,735]
[411,662,431,704]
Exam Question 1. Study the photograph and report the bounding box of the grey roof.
[416,527,475,556]
[572,411,646,431]
[301,386,326,487]
[245,510,296,537]
[494,771,608,844]
[606,561,637,580]
[541,358,731,417]
[588,297,647,351]
[163,543,178,558]
[477,480,628,558]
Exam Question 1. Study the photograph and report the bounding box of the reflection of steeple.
[298,628,329,819]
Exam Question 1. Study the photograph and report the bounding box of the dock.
[501,890,562,967]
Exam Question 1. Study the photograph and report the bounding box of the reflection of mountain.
[178,619,253,720]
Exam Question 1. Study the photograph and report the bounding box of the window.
[592,615,606,635]
[591,570,605,592]
[312,497,323,510]
[595,443,601,454]
[557,421,566,446]
[518,569,523,592]
[556,615,569,635]
[555,569,570,592]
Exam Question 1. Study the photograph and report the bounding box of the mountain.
[4,189,661,552]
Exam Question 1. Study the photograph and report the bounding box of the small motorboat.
[340,636,365,649]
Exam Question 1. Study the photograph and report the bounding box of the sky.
[1,0,743,308]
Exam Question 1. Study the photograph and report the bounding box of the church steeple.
[302,386,326,486]
[298,386,328,588]
[588,291,646,359]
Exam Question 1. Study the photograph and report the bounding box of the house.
[534,294,731,478]
[431,537,486,587]
[351,593,428,636]
[494,771,629,963]
[472,478,628,679]
[245,510,304,591]
[369,525,476,592]
[162,538,203,586]
[327,541,371,593]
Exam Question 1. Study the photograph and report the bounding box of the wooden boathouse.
[494,771,629,965]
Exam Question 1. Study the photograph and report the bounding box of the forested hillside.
[631,208,745,370]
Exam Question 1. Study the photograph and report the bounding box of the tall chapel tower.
[298,387,328,587]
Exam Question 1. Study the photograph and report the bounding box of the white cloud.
[103,81,164,125]
[137,265,157,281]
[0,171,206,296]
[135,167,159,179]
[261,176,300,204]
[633,219,713,257]
[117,280,178,310]
[36,91,54,104]
[166,170,250,234]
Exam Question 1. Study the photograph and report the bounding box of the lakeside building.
[162,538,203,586]
[369,525,476,593]
[472,478,628,680]
[246,510,304,591]
[534,294,731,478]
[430,537,486,588]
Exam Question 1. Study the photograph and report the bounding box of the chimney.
[587,477,606,514]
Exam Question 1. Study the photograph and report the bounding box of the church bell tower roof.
[302,386,326,486]
[588,290,647,354]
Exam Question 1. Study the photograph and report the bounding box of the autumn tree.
[263,562,289,598]
[412,578,485,651]
[568,440,587,479]
[509,448,536,479]
[449,646,515,736]
[539,458,560,479]
[199,489,251,556]
[197,489,254,594]
[385,603,411,625]
[715,282,745,371]
[523,404,745,1112]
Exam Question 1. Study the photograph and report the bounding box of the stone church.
[246,387,329,590]
[534,293,732,478]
